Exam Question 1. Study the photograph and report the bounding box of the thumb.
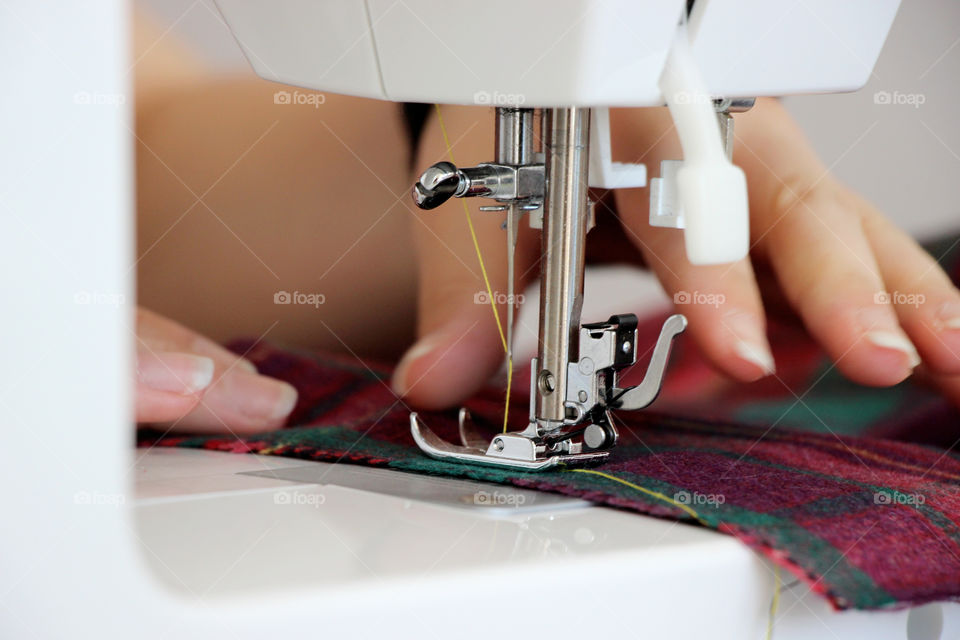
[392,105,534,409]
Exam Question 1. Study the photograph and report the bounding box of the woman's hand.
[136,307,297,434]
[393,99,960,408]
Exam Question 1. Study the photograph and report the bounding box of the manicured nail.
[865,331,921,369]
[392,334,441,397]
[734,340,776,376]
[223,370,298,421]
[936,302,960,331]
[723,311,775,377]
[236,358,257,374]
[138,352,215,395]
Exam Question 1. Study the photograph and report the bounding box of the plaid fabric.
[142,233,960,611]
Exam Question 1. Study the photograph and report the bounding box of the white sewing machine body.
[3,1,959,639]
[214,0,899,106]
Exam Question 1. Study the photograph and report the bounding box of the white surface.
[133,449,960,639]
[133,450,745,598]
[211,0,897,106]
[213,0,386,100]
[689,0,901,96]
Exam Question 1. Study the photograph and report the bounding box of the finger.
[611,193,775,381]
[135,350,211,423]
[137,307,257,373]
[168,366,299,434]
[860,211,960,375]
[736,99,920,386]
[392,106,537,409]
[136,307,298,433]
[609,108,774,381]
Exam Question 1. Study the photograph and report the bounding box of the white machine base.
[132,450,959,640]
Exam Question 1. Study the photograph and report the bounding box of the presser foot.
[408,314,687,472]
[410,409,611,471]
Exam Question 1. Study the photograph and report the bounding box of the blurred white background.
[139,0,959,238]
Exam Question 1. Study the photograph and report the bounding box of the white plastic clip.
[588,107,646,190]
[651,24,749,265]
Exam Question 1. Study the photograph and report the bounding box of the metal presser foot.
[410,314,686,471]
[409,106,688,471]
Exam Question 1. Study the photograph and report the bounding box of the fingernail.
[222,370,298,421]
[865,331,921,369]
[237,358,257,374]
[936,301,960,331]
[392,334,442,397]
[734,340,776,375]
[138,352,215,395]
[724,311,775,377]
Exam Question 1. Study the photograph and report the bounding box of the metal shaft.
[535,108,591,429]
[496,108,535,405]
[495,107,535,165]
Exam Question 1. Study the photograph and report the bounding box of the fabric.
[142,233,960,611]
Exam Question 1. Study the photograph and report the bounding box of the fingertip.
[826,324,920,388]
[393,309,506,410]
[690,308,776,383]
[135,388,204,424]
[731,339,777,381]
[137,351,215,395]
[902,301,960,376]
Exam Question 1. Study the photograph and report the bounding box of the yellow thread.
[433,104,512,432]
[503,356,513,433]
[570,468,780,638]
[767,564,781,640]
[569,468,707,525]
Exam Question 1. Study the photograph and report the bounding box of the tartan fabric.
[143,233,960,610]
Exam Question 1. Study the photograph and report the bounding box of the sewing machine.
[218,0,890,471]
[5,1,960,639]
